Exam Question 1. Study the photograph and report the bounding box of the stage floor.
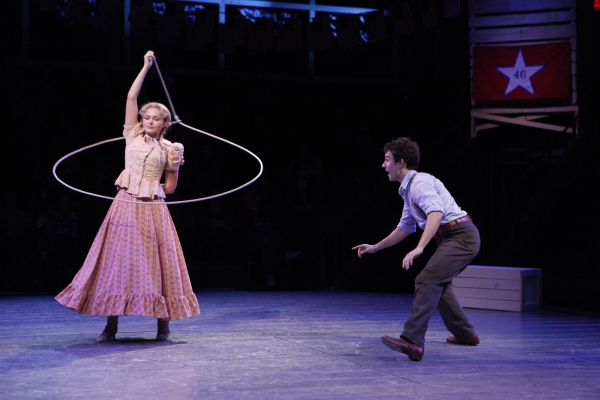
[1,291,599,399]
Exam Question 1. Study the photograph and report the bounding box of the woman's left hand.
[166,142,185,171]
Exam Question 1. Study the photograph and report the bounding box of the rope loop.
[53,59,263,205]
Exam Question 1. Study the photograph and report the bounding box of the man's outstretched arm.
[352,228,411,258]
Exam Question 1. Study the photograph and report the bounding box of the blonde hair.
[131,102,172,140]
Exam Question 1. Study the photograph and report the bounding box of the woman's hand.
[166,142,185,171]
[126,50,156,126]
[143,50,156,68]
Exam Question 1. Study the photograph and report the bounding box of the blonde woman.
[56,51,200,341]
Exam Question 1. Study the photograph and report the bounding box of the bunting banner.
[472,42,571,101]
[40,1,460,48]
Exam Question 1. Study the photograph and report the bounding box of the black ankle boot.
[156,318,170,341]
[97,316,118,342]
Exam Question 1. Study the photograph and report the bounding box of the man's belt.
[435,215,472,238]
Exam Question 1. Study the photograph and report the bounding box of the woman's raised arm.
[125,50,155,126]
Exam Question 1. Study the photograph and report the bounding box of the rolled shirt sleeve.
[397,171,467,231]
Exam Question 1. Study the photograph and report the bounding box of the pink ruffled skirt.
[56,189,200,320]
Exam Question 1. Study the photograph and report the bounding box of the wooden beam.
[469,0,574,15]
[470,24,576,44]
[469,10,575,28]
[471,111,574,133]
[472,106,578,114]
[473,115,548,133]
[475,122,500,131]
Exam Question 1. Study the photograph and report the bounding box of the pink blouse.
[114,124,173,199]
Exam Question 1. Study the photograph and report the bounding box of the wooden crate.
[452,265,542,312]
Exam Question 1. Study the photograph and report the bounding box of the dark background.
[1,0,599,314]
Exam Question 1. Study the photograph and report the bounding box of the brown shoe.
[446,333,479,346]
[381,335,424,361]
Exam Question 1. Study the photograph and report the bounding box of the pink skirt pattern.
[56,190,200,321]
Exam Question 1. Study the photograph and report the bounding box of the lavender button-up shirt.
[397,170,467,233]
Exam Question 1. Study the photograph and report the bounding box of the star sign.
[496,49,545,96]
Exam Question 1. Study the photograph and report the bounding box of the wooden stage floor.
[1,291,599,399]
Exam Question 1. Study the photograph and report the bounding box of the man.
[352,137,480,361]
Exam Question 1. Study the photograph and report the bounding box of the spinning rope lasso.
[53,58,263,205]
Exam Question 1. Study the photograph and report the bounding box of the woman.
[56,51,200,341]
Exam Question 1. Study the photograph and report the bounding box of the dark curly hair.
[383,137,420,170]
